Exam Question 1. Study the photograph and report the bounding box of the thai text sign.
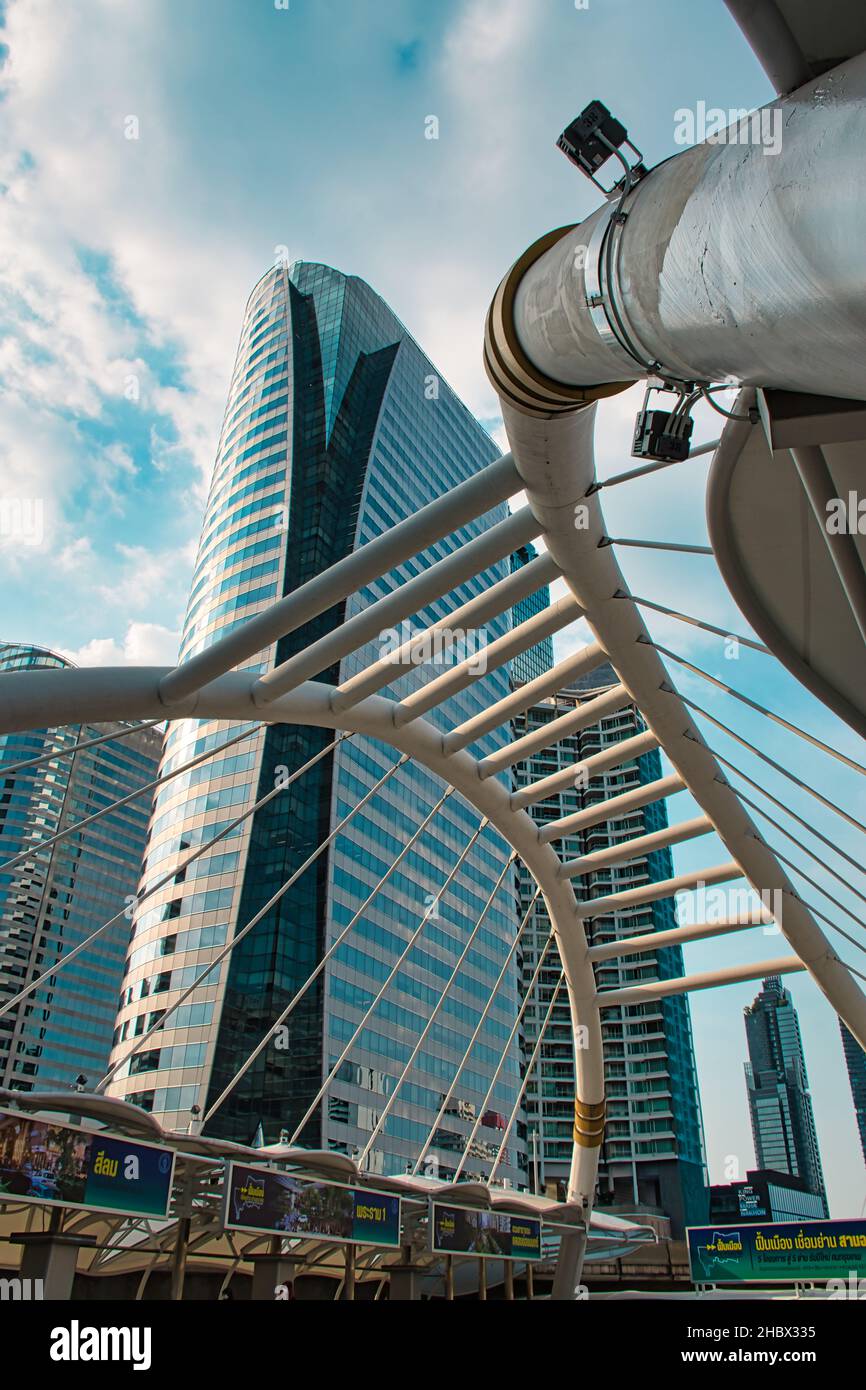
[687,1220,866,1284]
[431,1203,542,1261]
[224,1164,401,1247]
[0,1109,175,1219]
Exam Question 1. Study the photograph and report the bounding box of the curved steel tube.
[496,54,866,406]
[0,666,605,1212]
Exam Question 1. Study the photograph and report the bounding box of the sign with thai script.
[431,1203,542,1261]
[687,1220,866,1284]
[0,1109,175,1219]
[224,1164,401,1247]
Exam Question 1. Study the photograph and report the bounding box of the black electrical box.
[633,409,694,463]
[557,101,628,177]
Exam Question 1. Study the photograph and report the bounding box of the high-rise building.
[0,641,161,1094]
[106,262,526,1184]
[744,976,828,1215]
[840,1022,866,1164]
[709,1168,826,1225]
[512,667,708,1236]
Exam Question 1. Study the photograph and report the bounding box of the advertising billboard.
[687,1220,866,1285]
[224,1164,402,1248]
[0,1109,175,1219]
[430,1203,542,1261]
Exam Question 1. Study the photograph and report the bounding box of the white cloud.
[62,620,180,669]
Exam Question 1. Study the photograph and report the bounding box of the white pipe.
[511,729,659,812]
[574,861,742,919]
[587,915,770,963]
[598,957,807,1008]
[254,507,542,703]
[442,643,607,754]
[158,451,522,704]
[331,552,560,712]
[558,815,713,879]
[540,772,686,842]
[478,683,631,779]
[393,595,583,726]
[498,56,866,403]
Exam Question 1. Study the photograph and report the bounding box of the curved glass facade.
[0,641,161,1093]
[107,263,526,1184]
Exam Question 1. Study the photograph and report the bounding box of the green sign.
[0,1109,175,1219]
[687,1220,866,1285]
[431,1203,543,1261]
[224,1163,402,1247]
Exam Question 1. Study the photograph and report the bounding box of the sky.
[0,0,864,1215]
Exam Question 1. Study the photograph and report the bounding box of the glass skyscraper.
[840,1021,866,1165]
[0,642,161,1094]
[107,262,526,1185]
[744,976,828,1215]
[512,666,708,1235]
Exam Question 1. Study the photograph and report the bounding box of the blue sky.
[0,0,864,1214]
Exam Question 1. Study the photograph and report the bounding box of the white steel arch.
[2,29,866,1302]
[1,425,861,1292]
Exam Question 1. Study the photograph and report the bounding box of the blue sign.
[0,1109,175,1219]
[431,1203,543,1261]
[225,1164,402,1247]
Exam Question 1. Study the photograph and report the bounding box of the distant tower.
[0,641,161,1093]
[840,1021,866,1165]
[744,976,828,1215]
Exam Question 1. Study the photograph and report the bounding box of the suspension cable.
[453,935,555,1181]
[793,899,866,962]
[0,720,163,778]
[357,852,518,1165]
[99,751,409,1092]
[0,734,350,1022]
[587,438,721,494]
[714,749,866,881]
[769,846,866,942]
[653,642,866,778]
[412,887,542,1176]
[289,816,490,1146]
[600,538,713,556]
[622,594,769,654]
[202,784,457,1124]
[737,789,866,920]
[486,974,565,1186]
[0,724,263,875]
[677,699,866,838]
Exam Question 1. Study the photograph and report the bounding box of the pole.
[445,1255,454,1302]
[344,1244,356,1301]
[171,1217,191,1302]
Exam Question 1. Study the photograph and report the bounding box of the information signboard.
[0,1108,175,1220]
[430,1202,542,1261]
[224,1163,402,1248]
[687,1219,866,1285]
